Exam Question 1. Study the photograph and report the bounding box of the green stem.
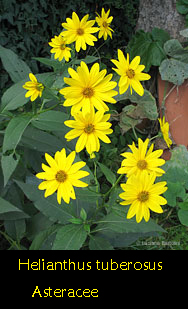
[149,134,160,142]
[161,81,169,117]
[93,160,99,209]
[132,126,138,141]
[103,173,124,200]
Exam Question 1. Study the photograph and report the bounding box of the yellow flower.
[23,73,44,101]
[59,61,118,116]
[48,34,71,62]
[95,8,114,40]
[61,12,99,52]
[64,107,113,156]
[158,116,172,148]
[119,171,168,223]
[36,148,89,204]
[117,138,165,177]
[111,49,151,96]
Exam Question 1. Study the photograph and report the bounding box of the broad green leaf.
[163,39,184,57]
[0,78,30,113]
[163,181,186,207]
[178,209,188,226]
[115,88,158,122]
[4,219,26,241]
[33,57,62,71]
[3,115,33,153]
[52,224,87,250]
[96,207,165,234]
[127,28,169,72]
[1,152,20,186]
[163,39,188,63]
[14,180,43,202]
[29,224,59,250]
[31,110,69,131]
[0,45,31,82]
[15,180,75,224]
[176,1,188,14]
[75,187,100,202]
[89,235,114,250]
[20,125,63,153]
[97,162,116,185]
[159,58,188,85]
[0,196,29,220]
[180,28,188,37]
[161,145,188,189]
[74,55,99,65]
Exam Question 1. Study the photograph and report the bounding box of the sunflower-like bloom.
[61,12,99,52]
[36,148,89,204]
[48,34,71,62]
[158,116,172,148]
[23,73,44,101]
[111,49,151,96]
[64,107,113,156]
[117,138,165,177]
[95,8,114,40]
[119,171,168,223]
[59,61,118,115]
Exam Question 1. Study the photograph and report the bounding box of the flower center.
[77,28,84,35]
[137,159,147,170]
[36,83,44,92]
[55,170,67,183]
[82,87,94,98]
[102,21,108,28]
[60,43,66,50]
[137,191,149,202]
[84,124,95,134]
[126,69,135,79]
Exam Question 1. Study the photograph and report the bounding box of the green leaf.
[1,152,20,186]
[176,1,188,14]
[178,209,188,226]
[96,210,165,234]
[0,78,30,113]
[20,125,63,153]
[3,115,33,153]
[180,28,188,38]
[15,180,75,225]
[29,224,59,250]
[33,57,62,71]
[52,224,87,250]
[80,208,87,221]
[74,55,99,65]
[0,45,31,82]
[0,196,29,220]
[163,181,186,207]
[161,145,188,189]
[89,235,114,250]
[115,88,158,132]
[69,218,83,224]
[127,28,169,72]
[31,110,69,131]
[159,58,188,85]
[75,187,100,202]
[163,39,184,57]
[97,162,116,185]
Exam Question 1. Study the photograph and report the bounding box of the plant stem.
[103,173,124,200]
[93,160,99,209]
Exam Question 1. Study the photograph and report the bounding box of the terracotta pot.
[158,74,188,149]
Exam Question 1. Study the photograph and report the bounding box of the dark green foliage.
[0,0,140,96]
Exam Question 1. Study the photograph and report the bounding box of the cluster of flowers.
[22,9,172,222]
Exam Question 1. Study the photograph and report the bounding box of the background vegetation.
[0,0,139,97]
